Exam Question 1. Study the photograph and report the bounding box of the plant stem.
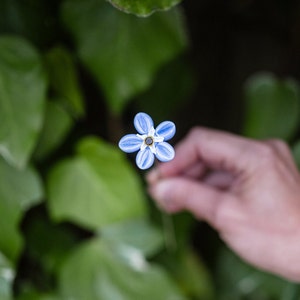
[161,212,177,253]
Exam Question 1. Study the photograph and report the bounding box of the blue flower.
[119,112,176,170]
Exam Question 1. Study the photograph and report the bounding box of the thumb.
[148,177,226,225]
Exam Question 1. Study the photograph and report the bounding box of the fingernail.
[146,168,161,185]
[149,182,166,201]
[151,182,181,213]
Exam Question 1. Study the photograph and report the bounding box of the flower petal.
[155,142,175,162]
[136,148,155,170]
[119,134,142,153]
[134,112,154,134]
[155,121,176,141]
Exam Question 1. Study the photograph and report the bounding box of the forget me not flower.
[118,112,176,170]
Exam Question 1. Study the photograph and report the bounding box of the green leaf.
[215,246,291,300]
[47,137,146,229]
[34,100,73,161]
[0,157,43,263]
[0,252,14,300]
[58,238,187,300]
[136,56,196,122]
[157,246,214,300]
[22,208,82,276]
[0,35,47,168]
[17,288,62,300]
[101,218,164,257]
[62,0,187,114]
[44,47,85,118]
[108,0,182,16]
[243,73,300,140]
[177,249,214,300]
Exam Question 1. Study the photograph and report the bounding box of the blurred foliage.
[58,238,187,300]
[243,73,300,140]
[47,137,147,229]
[0,0,300,299]
[0,157,43,263]
[108,0,181,16]
[61,0,187,114]
[0,252,14,300]
[215,247,297,300]
[0,36,47,168]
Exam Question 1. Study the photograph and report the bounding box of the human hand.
[147,127,300,281]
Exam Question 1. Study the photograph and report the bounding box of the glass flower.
[118,112,176,170]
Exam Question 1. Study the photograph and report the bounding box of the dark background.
[179,0,300,134]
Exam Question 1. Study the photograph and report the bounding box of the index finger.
[151,127,261,179]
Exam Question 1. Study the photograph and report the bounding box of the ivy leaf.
[100,218,164,257]
[62,0,187,114]
[158,247,215,299]
[0,35,47,168]
[108,0,182,16]
[58,238,187,300]
[136,56,196,122]
[16,289,62,300]
[47,137,146,229]
[22,208,82,276]
[0,252,14,300]
[34,100,74,161]
[44,47,85,118]
[215,246,292,300]
[243,73,300,140]
[0,157,43,263]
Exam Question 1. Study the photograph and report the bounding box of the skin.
[146,127,300,282]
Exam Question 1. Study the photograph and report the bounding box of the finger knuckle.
[268,139,290,152]
[213,197,234,229]
[188,126,203,138]
[254,141,278,164]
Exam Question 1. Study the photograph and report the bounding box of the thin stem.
[161,212,177,252]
